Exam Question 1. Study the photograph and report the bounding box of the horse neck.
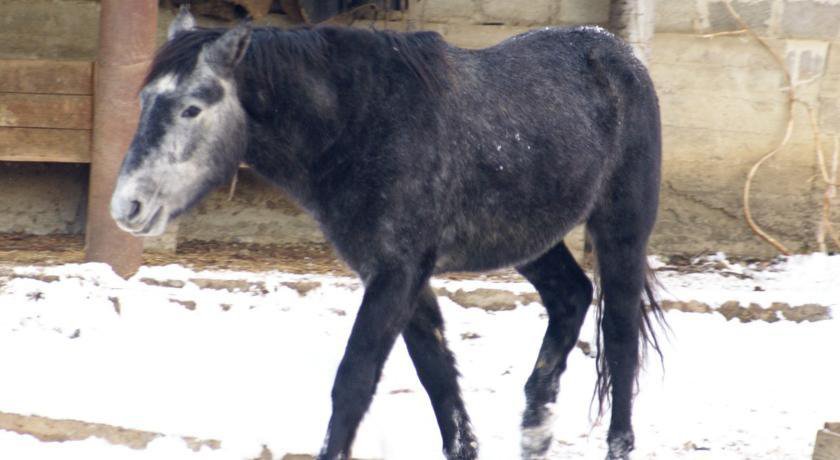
[234,27,353,208]
[234,27,398,209]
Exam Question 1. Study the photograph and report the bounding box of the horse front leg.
[318,265,425,460]
[403,285,477,460]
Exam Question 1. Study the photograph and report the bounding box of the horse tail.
[591,255,666,417]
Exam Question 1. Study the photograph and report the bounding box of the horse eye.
[181,106,202,118]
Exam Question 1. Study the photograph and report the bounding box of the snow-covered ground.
[0,253,837,459]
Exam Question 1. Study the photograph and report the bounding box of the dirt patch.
[656,253,775,278]
[0,234,85,267]
[436,287,540,311]
[718,300,832,323]
[140,278,186,289]
[171,299,197,311]
[664,299,832,323]
[0,234,350,274]
[0,272,62,284]
[189,277,268,294]
[0,411,322,459]
[661,300,713,314]
[109,296,121,314]
[576,340,595,357]
[0,411,219,451]
[18,273,60,283]
[716,301,778,323]
[281,280,322,296]
[159,240,353,275]
[0,234,524,281]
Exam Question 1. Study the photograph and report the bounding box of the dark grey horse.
[110,8,663,459]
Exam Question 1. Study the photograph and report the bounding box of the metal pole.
[85,1,159,277]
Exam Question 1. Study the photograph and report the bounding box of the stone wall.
[2,0,839,257]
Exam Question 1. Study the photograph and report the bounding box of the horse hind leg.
[517,241,593,459]
[403,285,477,460]
[587,195,660,460]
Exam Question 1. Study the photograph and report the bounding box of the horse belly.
[433,204,583,273]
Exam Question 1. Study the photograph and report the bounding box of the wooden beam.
[0,60,94,164]
[0,94,92,130]
[0,127,90,163]
[0,60,93,95]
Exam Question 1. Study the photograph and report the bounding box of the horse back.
[308,26,660,275]
[419,27,659,271]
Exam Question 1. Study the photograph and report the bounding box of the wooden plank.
[0,60,93,95]
[813,428,840,460]
[0,127,90,163]
[0,94,92,130]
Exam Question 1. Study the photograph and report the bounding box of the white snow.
[576,25,613,38]
[0,254,837,459]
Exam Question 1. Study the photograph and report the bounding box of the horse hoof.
[316,453,347,460]
[606,430,634,460]
[448,434,479,460]
[520,430,552,459]
[520,402,556,459]
[605,454,630,460]
[448,448,479,460]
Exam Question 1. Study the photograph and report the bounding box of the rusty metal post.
[85,1,159,277]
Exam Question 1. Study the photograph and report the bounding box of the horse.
[110,7,663,460]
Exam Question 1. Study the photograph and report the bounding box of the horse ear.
[203,24,252,76]
[168,5,196,40]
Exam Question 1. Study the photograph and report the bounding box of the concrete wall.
[0,162,87,235]
[2,0,839,256]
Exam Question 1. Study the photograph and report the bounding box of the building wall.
[1,0,839,256]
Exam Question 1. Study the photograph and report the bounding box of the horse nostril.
[128,200,142,221]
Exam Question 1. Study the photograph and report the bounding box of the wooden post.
[84,1,159,277]
[609,0,656,65]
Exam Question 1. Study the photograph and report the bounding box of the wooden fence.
[0,60,93,163]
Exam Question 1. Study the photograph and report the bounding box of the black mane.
[143,25,450,93]
[143,28,221,86]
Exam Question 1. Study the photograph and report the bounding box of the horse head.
[110,8,251,236]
